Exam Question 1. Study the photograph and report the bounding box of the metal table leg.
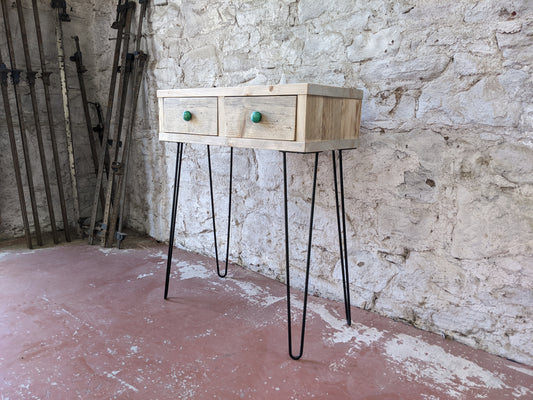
[164,142,184,300]
[164,145,352,361]
[283,151,319,360]
[207,145,233,278]
[333,150,352,325]
[283,150,352,359]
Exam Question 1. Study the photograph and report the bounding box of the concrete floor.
[0,234,532,400]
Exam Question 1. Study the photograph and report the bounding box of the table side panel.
[305,96,362,142]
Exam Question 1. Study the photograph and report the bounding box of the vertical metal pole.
[283,151,319,360]
[1,0,43,246]
[164,142,184,299]
[15,0,59,244]
[111,0,151,249]
[109,52,149,247]
[88,1,135,245]
[32,0,71,242]
[54,3,81,237]
[100,2,136,246]
[101,51,135,247]
[0,56,32,248]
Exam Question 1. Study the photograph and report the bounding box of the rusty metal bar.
[15,0,59,244]
[1,0,43,246]
[88,1,136,245]
[53,1,81,237]
[32,0,71,242]
[0,50,32,248]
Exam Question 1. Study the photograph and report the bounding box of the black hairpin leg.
[283,151,319,360]
[207,145,233,278]
[332,150,351,325]
[164,142,184,299]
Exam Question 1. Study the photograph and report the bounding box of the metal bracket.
[25,71,37,86]
[0,63,9,87]
[10,69,21,85]
[90,102,105,139]
[112,1,136,29]
[69,53,87,72]
[70,36,88,73]
[50,0,65,8]
[40,71,52,87]
[51,0,70,21]
[115,231,127,241]
[111,161,124,175]
[107,139,123,147]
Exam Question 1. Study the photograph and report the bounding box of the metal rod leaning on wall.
[88,1,135,245]
[70,36,99,174]
[100,51,134,247]
[100,2,137,247]
[0,51,32,249]
[107,52,149,248]
[52,0,81,236]
[70,35,105,210]
[106,0,149,247]
[1,0,43,246]
[31,0,71,242]
[15,0,59,244]
[89,101,110,179]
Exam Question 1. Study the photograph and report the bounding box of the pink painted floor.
[1,234,532,399]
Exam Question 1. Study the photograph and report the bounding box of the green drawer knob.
[251,111,262,123]
[183,110,192,121]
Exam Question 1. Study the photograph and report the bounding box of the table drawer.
[161,97,218,135]
[221,96,296,141]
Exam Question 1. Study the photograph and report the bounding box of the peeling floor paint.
[174,260,213,280]
[507,364,533,378]
[0,237,532,399]
[136,273,154,279]
[384,334,509,397]
[309,301,384,347]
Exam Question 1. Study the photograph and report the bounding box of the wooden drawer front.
[161,97,218,135]
[222,96,296,141]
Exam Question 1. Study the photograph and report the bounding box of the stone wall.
[131,0,533,366]
[1,0,532,366]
